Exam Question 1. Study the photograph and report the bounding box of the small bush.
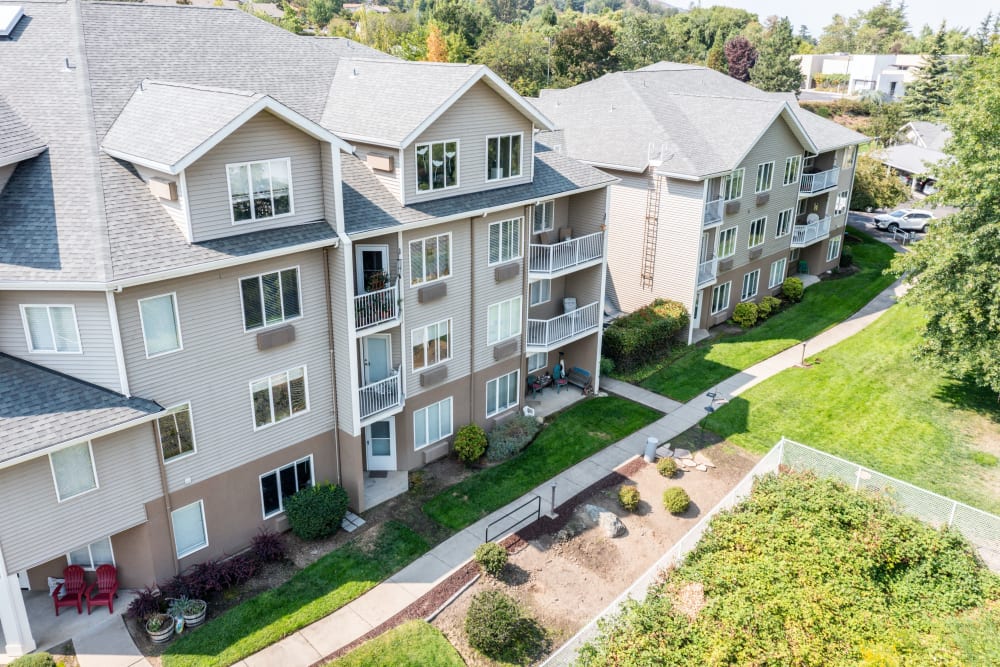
[285,482,350,540]
[251,529,286,563]
[782,277,804,302]
[474,542,508,576]
[454,424,488,464]
[486,415,540,462]
[602,299,689,372]
[656,457,678,478]
[839,246,854,268]
[757,296,782,319]
[10,653,56,667]
[126,587,164,620]
[731,302,759,329]
[218,552,261,588]
[465,591,544,662]
[600,356,615,375]
[663,487,690,514]
[618,485,640,511]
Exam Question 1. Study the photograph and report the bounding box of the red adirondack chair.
[52,565,88,616]
[86,564,119,614]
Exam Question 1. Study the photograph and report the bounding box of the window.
[68,538,114,571]
[844,145,857,168]
[717,227,738,258]
[723,169,744,201]
[790,247,801,261]
[409,233,451,286]
[171,500,208,559]
[240,268,301,332]
[529,279,551,306]
[486,370,519,417]
[487,134,521,181]
[827,236,842,262]
[769,258,787,289]
[741,270,760,301]
[227,158,292,223]
[489,218,522,265]
[527,351,547,373]
[21,305,81,353]
[710,282,731,315]
[488,296,522,345]
[50,442,98,502]
[251,366,308,429]
[748,217,766,248]
[783,155,802,186]
[775,209,793,238]
[533,200,554,234]
[834,191,848,215]
[260,456,313,518]
[797,198,807,216]
[139,293,182,357]
[414,397,453,450]
[157,404,196,462]
[412,319,451,370]
[416,140,458,192]
[755,162,774,193]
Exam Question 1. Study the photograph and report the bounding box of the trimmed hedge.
[9,654,56,667]
[474,542,508,577]
[758,296,782,319]
[486,416,540,462]
[782,277,804,302]
[603,299,689,372]
[285,483,349,540]
[731,302,759,329]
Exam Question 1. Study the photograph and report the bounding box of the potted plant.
[168,596,207,629]
[146,612,174,644]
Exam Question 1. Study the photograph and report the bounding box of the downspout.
[323,247,344,487]
[152,422,179,576]
[469,216,477,423]
[521,205,531,398]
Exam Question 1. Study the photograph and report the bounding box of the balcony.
[703,198,724,229]
[358,372,401,421]
[790,216,831,248]
[354,284,399,332]
[528,232,603,277]
[799,167,840,195]
[527,301,600,350]
[697,257,718,286]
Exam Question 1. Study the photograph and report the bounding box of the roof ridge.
[88,1,237,10]
[141,79,260,97]
[0,352,158,407]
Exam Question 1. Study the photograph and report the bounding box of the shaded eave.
[0,146,47,170]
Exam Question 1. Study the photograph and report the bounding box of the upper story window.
[50,442,98,502]
[487,134,521,181]
[227,158,292,224]
[776,209,793,238]
[748,217,767,248]
[755,162,774,193]
[139,293,182,358]
[533,200,554,234]
[488,296,522,345]
[723,168,744,201]
[240,268,301,332]
[717,227,738,258]
[416,140,458,192]
[251,365,308,430]
[157,403,196,463]
[843,145,857,169]
[783,155,802,186]
[834,191,849,216]
[489,218,522,265]
[410,233,451,286]
[412,319,452,370]
[21,305,81,354]
[529,279,551,306]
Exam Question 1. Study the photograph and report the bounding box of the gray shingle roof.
[0,95,46,167]
[905,121,951,152]
[0,353,161,464]
[789,104,868,153]
[874,143,945,176]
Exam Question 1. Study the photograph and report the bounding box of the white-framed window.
[416,140,458,192]
[240,267,301,332]
[486,370,519,417]
[803,155,815,172]
[723,168,744,201]
[769,258,787,289]
[409,233,451,286]
[529,279,551,306]
[488,296,522,345]
[755,162,774,193]
[783,155,802,186]
[717,227,738,258]
[843,145,857,168]
[710,282,731,315]
[775,209,793,238]
[68,538,115,571]
[489,218,522,265]
[157,403,196,463]
[741,270,760,301]
[250,366,308,430]
[486,134,522,181]
[748,217,766,248]
[49,442,98,502]
[414,397,453,450]
[834,191,848,216]
[790,247,801,261]
[527,351,547,373]
[260,456,313,519]
[412,319,451,370]
[138,293,182,357]
[827,236,842,262]
[797,198,808,216]
[171,500,208,559]
[20,305,82,354]
[226,158,292,224]
[533,200,554,234]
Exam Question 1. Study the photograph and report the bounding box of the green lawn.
[326,620,465,667]
[423,396,662,531]
[703,304,1000,513]
[632,230,897,402]
[162,522,429,667]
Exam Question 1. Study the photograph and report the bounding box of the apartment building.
[0,2,612,656]
[533,63,866,342]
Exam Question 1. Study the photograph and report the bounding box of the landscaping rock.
[693,453,716,468]
[655,445,674,458]
[696,464,710,472]
[680,458,697,468]
[599,512,626,538]
[674,448,692,459]
[583,504,603,523]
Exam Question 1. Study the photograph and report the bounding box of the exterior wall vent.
[365,153,394,172]
[148,177,178,201]
[0,6,24,38]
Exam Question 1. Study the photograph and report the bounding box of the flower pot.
[146,614,175,644]
[183,600,207,628]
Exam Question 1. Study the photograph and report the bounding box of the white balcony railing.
[697,257,718,286]
[703,198,724,228]
[790,216,831,247]
[799,167,840,195]
[354,284,399,331]
[358,372,401,420]
[529,232,603,275]
[527,301,600,348]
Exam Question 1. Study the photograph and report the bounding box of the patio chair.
[52,565,89,616]
[86,564,119,615]
[552,363,569,393]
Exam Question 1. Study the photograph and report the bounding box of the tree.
[426,23,448,62]
[306,0,338,28]
[865,99,906,145]
[724,35,757,82]
[817,14,853,53]
[903,22,951,119]
[431,0,494,52]
[613,13,669,71]
[850,155,908,210]
[552,19,618,85]
[705,41,726,72]
[474,23,549,95]
[891,45,1000,398]
[750,17,802,93]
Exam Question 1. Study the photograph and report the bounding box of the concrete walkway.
[73,615,151,667]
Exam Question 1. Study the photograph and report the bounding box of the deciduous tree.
[724,35,757,82]
[850,155,908,210]
[474,23,549,95]
[552,19,618,85]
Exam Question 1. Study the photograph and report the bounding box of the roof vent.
[0,5,24,38]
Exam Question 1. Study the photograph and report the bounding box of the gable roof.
[903,121,951,152]
[874,143,945,177]
[0,95,46,168]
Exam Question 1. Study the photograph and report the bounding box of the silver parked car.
[873,209,935,233]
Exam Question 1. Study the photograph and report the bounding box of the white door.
[362,334,392,385]
[355,245,389,293]
[365,418,396,471]
[692,291,703,325]
[16,571,29,590]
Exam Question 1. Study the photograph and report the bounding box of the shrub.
[839,246,854,268]
[251,529,286,563]
[126,587,164,620]
[474,542,508,576]
[218,553,261,588]
[758,296,782,319]
[656,457,678,478]
[731,302,759,329]
[600,356,615,375]
[662,487,690,514]
[486,415,540,462]
[454,424,488,464]
[465,591,544,662]
[618,485,640,511]
[10,653,56,667]
[782,277,804,302]
[602,299,689,372]
[285,482,350,540]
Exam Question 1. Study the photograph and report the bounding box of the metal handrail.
[358,372,401,420]
[790,216,831,247]
[527,302,600,347]
[485,495,542,542]
[703,198,724,227]
[799,167,840,194]
[354,284,399,330]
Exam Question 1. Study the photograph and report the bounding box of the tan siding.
[605,170,656,313]
[328,247,357,434]
[652,176,703,313]
[134,164,188,237]
[351,142,402,202]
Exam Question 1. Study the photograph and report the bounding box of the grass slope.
[326,620,465,667]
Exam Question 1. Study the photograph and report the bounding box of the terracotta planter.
[146,614,175,644]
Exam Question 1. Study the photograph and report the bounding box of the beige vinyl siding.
[604,170,660,314]
[185,110,326,242]
[115,251,335,491]
[651,176,702,312]
[351,142,403,202]
[0,424,162,573]
[0,290,122,393]
[832,146,858,233]
[403,81,533,204]
[320,142,341,232]
[328,247,357,434]
[134,164,188,237]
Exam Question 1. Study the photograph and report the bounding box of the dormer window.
[486,134,521,181]
[227,158,293,224]
[416,140,458,192]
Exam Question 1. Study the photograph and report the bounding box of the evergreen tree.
[724,35,757,82]
[706,41,726,73]
[750,17,802,93]
[903,22,950,119]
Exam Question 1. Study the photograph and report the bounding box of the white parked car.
[873,209,935,233]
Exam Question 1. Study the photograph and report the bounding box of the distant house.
[343,3,391,13]
[795,54,964,100]
[875,121,951,194]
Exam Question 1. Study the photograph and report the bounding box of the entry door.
[355,245,390,293]
[692,291,703,324]
[362,334,392,385]
[365,418,396,471]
